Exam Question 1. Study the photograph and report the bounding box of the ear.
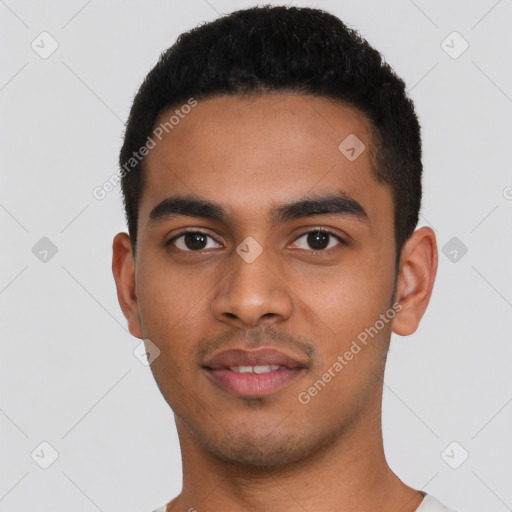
[112,232,143,339]
[392,227,438,336]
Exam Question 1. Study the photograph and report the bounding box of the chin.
[212,439,306,467]
[199,425,335,469]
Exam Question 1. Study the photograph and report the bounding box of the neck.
[167,396,423,512]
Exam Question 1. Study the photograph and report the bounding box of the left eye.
[291,230,344,251]
[168,231,221,251]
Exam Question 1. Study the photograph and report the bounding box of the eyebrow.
[148,190,369,227]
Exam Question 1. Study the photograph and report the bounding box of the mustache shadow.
[194,324,317,364]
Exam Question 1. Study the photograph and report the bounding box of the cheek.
[136,269,203,398]
[300,261,391,330]
[294,254,395,389]
[136,251,208,332]
[297,276,393,414]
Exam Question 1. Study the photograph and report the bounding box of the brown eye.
[292,230,344,251]
[307,231,330,250]
[167,231,221,251]
[183,233,207,250]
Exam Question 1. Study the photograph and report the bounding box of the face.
[113,93,427,467]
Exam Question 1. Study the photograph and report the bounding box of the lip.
[202,348,308,397]
[203,348,307,369]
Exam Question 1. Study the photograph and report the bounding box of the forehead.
[139,93,391,232]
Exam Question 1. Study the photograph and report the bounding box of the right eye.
[166,231,223,252]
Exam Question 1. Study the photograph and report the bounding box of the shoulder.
[416,494,460,512]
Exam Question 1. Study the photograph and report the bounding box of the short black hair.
[120,5,422,263]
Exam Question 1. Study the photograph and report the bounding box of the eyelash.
[165,229,346,253]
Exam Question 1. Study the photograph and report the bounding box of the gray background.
[1,0,511,511]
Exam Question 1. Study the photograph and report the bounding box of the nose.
[211,245,294,328]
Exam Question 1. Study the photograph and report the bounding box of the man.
[112,5,456,511]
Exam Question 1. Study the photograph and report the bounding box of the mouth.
[202,348,308,397]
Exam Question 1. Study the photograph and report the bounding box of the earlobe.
[112,232,143,339]
[392,227,438,336]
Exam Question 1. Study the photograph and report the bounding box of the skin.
[112,93,438,512]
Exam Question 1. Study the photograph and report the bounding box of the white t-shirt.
[152,493,458,512]
[416,494,458,511]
